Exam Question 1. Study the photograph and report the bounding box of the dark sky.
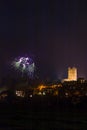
[0,0,87,79]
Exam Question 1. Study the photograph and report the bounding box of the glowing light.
[29,95,32,98]
[38,92,42,95]
[16,90,25,97]
[43,92,46,95]
[12,56,35,78]
[38,85,46,91]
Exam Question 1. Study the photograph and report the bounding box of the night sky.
[0,0,87,80]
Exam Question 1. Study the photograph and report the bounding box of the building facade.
[62,67,77,82]
[68,67,77,81]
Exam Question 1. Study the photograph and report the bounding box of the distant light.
[38,92,42,95]
[65,93,68,96]
[43,92,46,95]
[29,95,32,98]
[38,85,46,91]
[16,90,25,97]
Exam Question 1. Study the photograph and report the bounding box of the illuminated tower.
[68,67,77,81]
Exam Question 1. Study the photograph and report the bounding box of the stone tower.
[68,67,77,81]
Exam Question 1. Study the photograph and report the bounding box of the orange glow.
[38,85,46,91]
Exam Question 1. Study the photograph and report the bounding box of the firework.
[12,56,35,77]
